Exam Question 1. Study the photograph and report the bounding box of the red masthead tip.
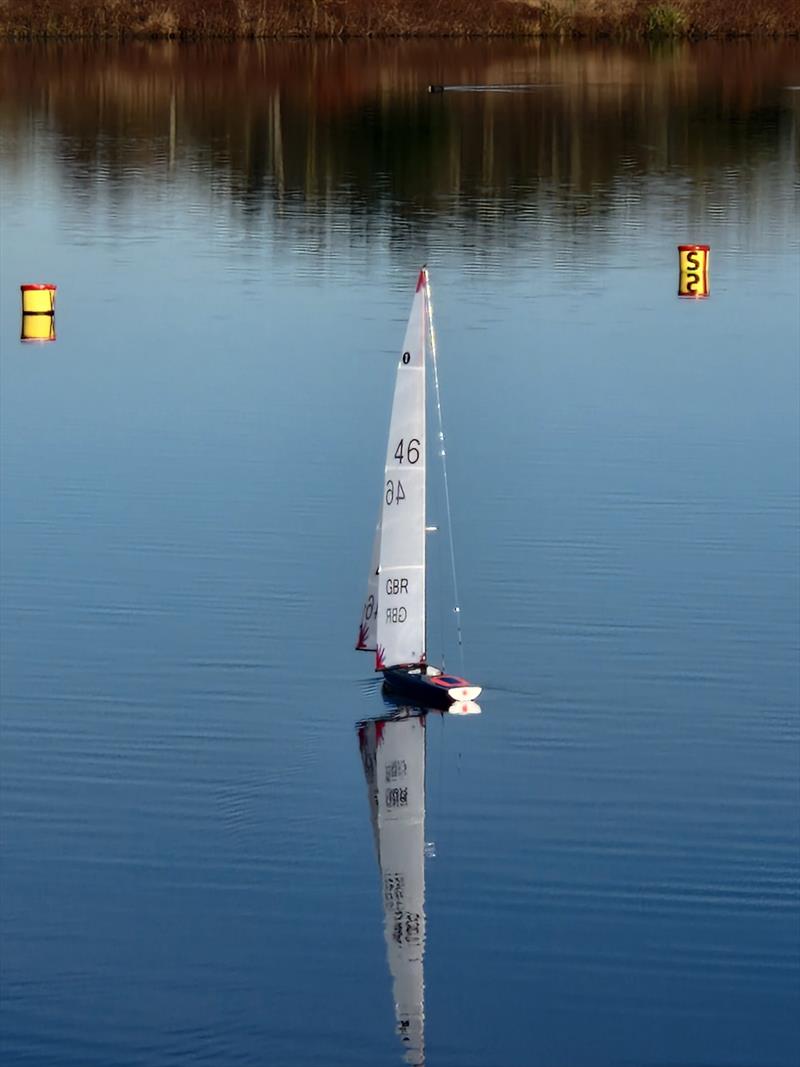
[416,267,427,292]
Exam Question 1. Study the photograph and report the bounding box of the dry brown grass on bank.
[539,0,800,36]
[0,0,798,38]
[0,0,537,38]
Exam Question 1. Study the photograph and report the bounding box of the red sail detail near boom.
[356,622,370,650]
[376,645,386,670]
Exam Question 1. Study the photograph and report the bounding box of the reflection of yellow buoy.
[21,314,56,343]
[21,283,57,314]
[678,245,709,298]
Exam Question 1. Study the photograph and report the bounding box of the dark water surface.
[1,39,799,1067]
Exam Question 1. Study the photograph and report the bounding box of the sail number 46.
[385,479,406,505]
[393,438,420,465]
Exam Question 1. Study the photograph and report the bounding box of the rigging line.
[437,505,446,670]
[424,269,465,674]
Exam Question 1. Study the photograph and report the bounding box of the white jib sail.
[374,714,426,1067]
[375,271,427,670]
[356,509,381,651]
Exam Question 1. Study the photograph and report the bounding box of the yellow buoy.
[678,245,709,299]
[21,313,56,343]
[21,283,57,314]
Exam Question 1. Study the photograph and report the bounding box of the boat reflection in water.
[357,701,479,1066]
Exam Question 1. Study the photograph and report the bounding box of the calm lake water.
[1,39,799,1067]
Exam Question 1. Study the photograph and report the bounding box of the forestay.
[374,271,427,669]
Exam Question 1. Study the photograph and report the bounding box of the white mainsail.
[358,711,426,1067]
[375,271,428,670]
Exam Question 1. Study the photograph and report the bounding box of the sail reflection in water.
[358,709,427,1066]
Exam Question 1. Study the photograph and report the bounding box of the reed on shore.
[1,0,798,40]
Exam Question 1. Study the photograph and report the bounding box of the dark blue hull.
[381,666,481,709]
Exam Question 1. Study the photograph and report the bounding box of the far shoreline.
[2,1,799,41]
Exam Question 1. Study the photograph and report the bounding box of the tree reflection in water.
[1,38,797,256]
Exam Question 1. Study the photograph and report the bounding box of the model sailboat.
[356,268,481,710]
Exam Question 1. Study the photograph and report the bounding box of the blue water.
[1,40,798,1067]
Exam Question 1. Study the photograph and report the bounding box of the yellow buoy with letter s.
[678,245,709,299]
